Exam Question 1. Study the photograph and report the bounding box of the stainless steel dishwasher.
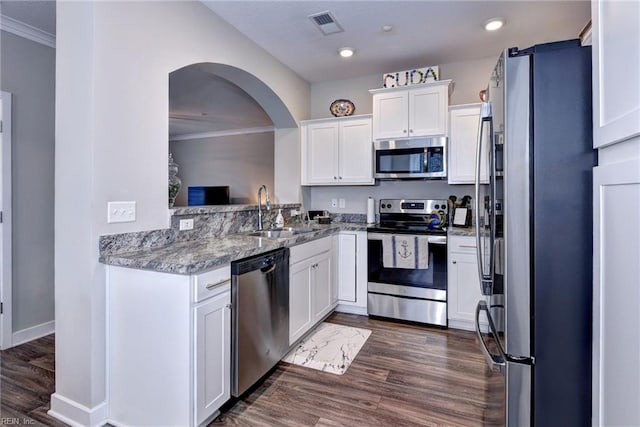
[231,247,289,397]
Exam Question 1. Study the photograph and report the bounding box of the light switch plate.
[107,201,136,223]
[339,198,346,209]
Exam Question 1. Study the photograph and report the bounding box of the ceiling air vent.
[308,11,344,35]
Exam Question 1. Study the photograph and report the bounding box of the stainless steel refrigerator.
[474,40,596,426]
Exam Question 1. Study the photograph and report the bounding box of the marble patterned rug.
[282,322,372,375]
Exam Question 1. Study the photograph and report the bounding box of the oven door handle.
[367,233,447,246]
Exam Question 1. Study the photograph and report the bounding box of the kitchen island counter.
[99,222,366,275]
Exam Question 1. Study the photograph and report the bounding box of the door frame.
[1,91,13,349]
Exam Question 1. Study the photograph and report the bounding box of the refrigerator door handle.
[476,300,535,368]
[475,103,493,295]
[475,300,505,372]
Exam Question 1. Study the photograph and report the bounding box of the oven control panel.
[379,199,448,216]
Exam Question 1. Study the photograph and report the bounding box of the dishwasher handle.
[261,262,277,274]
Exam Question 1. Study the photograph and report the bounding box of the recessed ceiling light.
[484,18,505,31]
[339,47,355,58]
[382,25,393,33]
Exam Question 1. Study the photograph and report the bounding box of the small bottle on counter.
[275,209,285,228]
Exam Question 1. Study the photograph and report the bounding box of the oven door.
[367,233,448,325]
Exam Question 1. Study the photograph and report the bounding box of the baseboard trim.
[448,319,489,333]
[48,393,108,427]
[334,304,368,316]
[12,320,55,346]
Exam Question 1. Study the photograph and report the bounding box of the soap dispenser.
[275,209,285,228]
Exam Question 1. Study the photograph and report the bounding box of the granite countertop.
[100,222,367,275]
[447,227,476,237]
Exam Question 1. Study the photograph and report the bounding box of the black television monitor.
[188,186,230,206]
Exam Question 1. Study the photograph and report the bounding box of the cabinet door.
[592,155,640,426]
[592,0,640,148]
[409,85,448,137]
[338,233,357,302]
[312,252,333,322]
[304,122,339,184]
[289,259,313,344]
[448,252,485,328]
[372,91,409,140]
[448,105,489,184]
[194,291,231,426]
[338,118,374,184]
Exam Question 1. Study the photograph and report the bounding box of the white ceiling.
[203,0,591,83]
[1,1,591,136]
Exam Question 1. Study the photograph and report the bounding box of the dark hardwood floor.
[0,334,67,426]
[0,314,504,427]
[212,313,505,427]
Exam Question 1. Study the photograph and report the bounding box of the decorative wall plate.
[329,99,355,117]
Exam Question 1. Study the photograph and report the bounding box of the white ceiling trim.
[0,14,55,48]
[170,126,275,142]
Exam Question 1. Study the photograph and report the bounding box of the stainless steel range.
[367,199,448,326]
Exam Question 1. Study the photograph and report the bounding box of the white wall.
[307,56,496,213]
[310,56,498,120]
[169,132,274,206]
[53,1,310,424]
[0,31,55,340]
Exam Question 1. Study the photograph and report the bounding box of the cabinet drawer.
[192,265,231,303]
[448,235,478,253]
[290,236,332,264]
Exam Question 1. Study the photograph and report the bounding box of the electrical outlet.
[331,198,338,208]
[339,198,346,209]
[107,201,136,223]
[179,218,194,231]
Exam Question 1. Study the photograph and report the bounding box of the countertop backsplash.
[99,204,301,256]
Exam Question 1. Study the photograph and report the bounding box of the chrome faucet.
[257,184,271,230]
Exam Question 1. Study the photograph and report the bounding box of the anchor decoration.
[397,239,413,259]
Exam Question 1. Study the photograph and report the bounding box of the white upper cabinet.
[592,0,640,147]
[370,80,451,140]
[448,104,489,184]
[301,115,374,186]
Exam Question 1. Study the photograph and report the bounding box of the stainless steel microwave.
[374,137,447,179]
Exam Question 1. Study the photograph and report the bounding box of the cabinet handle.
[334,176,337,180]
[452,261,457,264]
[459,244,477,248]
[403,129,407,133]
[225,304,232,309]
[339,176,342,180]
[206,279,231,290]
[409,129,413,133]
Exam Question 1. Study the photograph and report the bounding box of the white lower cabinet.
[107,264,231,427]
[447,235,487,331]
[289,257,313,342]
[335,231,368,315]
[194,291,231,426]
[337,233,357,302]
[289,237,335,344]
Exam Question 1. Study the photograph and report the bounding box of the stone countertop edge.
[170,203,301,216]
[100,222,367,275]
[447,227,476,237]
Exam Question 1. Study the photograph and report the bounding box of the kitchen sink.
[245,227,316,238]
